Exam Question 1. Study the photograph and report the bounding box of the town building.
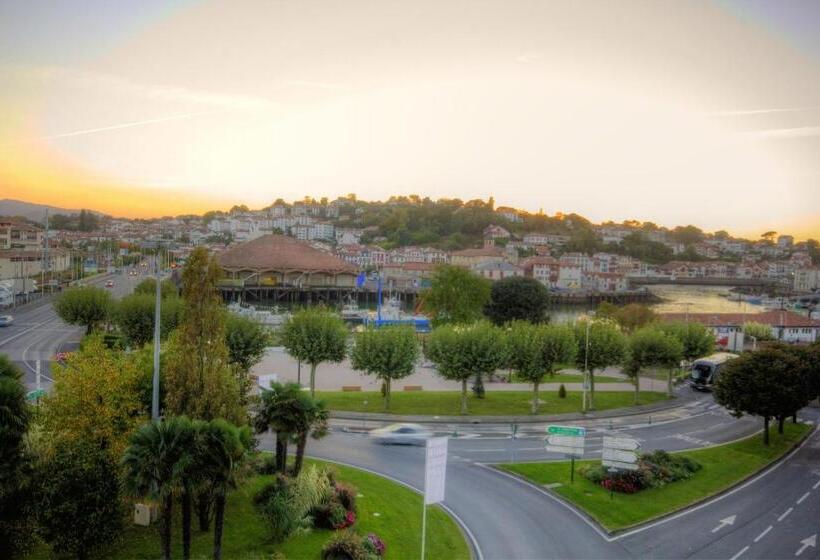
[659,310,820,348]
[473,261,524,281]
[794,268,820,293]
[0,220,43,250]
[450,246,506,268]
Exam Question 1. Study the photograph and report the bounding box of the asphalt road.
[2,282,816,559]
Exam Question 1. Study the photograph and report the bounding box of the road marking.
[711,515,736,533]
[796,492,810,505]
[730,545,749,560]
[796,534,816,557]
[754,525,772,542]
[813,480,820,490]
[778,507,793,522]
[0,318,54,347]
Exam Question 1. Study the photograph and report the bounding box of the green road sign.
[26,389,47,402]
[546,425,586,437]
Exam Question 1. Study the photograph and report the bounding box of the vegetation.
[134,278,179,298]
[115,292,183,347]
[54,285,113,333]
[225,314,271,403]
[742,321,776,342]
[424,321,507,413]
[579,450,701,494]
[625,327,683,400]
[657,321,714,362]
[502,422,810,531]
[419,264,492,325]
[609,303,657,333]
[281,308,349,397]
[573,320,627,410]
[484,276,550,325]
[350,326,420,411]
[506,322,576,414]
[315,390,668,416]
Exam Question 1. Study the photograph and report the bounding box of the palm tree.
[291,393,329,476]
[178,419,208,560]
[197,419,250,560]
[0,356,29,484]
[122,417,195,560]
[253,382,302,472]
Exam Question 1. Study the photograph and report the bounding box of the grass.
[28,458,470,560]
[316,390,668,416]
[500,422,811,532]
[507,372,623,384]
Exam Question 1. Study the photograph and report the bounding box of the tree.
[626,327,683,402]
[612,304,656,333]
[419,265,491,326]
[37,440,124,560]
[658,322,714,361]
[225,314,271,402]
[122,417,196,560]
[350,326,420,410]
[484,276,550,325]
[290,394,329,476]
[281,308,348,397]
[506,322,576,414]
[761,231,777,243]
[164,247,244,424]
[0,356,36,559]
[54,285,112,333]
[115,293,184,347]
[41,336,147,459]
[743,321,775,343]
[253,382,303,473]
[134,278,178,298]
[714,347,807,445]
[424,322,506,414]
[573,321,627,410]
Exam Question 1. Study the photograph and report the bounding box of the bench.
[341,386,362,392]
[403,385,423,391]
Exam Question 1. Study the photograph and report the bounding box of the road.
[0,269,143,390]
[2,283,817,559]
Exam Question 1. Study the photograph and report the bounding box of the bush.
[255,453,279,475]
[255,466,336,542]
[334,482,357,511]
[364,533,386,557]
[313,480,358,529]
[581,450,702,494]
[322,530,367,560]
[558,384,567,399]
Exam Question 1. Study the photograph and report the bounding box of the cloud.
[745,126,820,140]
[39,112,209,141]
[707,106,817,116]
[284,79,350,91]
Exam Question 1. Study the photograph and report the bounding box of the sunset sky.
[1,0,818,238]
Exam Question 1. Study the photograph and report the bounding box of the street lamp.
[583,311,595,412]
[151,251,162,420]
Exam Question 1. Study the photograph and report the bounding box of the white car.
[0,315,13,327]
[369,423,433,445]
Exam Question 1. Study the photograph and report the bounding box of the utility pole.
[151,249,162,420]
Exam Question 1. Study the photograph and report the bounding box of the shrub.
[314,500,348,530]
[322,530,367,560]
[334,482,357,511]
[364,533,386,557]
[558,384,567,399]
[581,450,702,493]
[256,453,279,475]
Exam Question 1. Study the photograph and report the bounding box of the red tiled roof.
[451,246,505,257]
[659,310,820,328]
[218,234,356,273]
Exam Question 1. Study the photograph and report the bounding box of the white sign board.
[602,436,640,471]
[545,425,586,458]
[424,437,448,505]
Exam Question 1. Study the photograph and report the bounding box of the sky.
[0,0,818,239]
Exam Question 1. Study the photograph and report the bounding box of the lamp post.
[151,251,162,420]
[582,311,595,412]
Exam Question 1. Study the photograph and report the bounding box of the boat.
[340,297,368,323]
[365,296,431,333]
[227,302,289,327]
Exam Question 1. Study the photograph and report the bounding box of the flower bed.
[580,450,702,494]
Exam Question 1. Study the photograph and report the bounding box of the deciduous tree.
[54,285,112,333]
[625,327,683,401]
[420,265,491,326]
[484,276,550,325]
[115,293,183,347]
[281,308,348,397]
[658,321,714,361]
[350,326,419,410]
[573,320,627,410]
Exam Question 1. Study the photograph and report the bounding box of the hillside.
[0,199,100,221]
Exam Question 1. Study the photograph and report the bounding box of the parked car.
[0,315,14,327]
[369,423,433,445]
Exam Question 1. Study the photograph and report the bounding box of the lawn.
[28,458,470,560]
[317,390,668,416]
[500,422,811,532]
[507,372,622,384]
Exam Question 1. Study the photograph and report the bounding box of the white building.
[794,268,820,293]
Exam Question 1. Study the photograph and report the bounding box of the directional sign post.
[546,425,586,483]
[602,436,640,472]
[421,437,448,560]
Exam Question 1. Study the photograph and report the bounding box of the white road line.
[778,507,793,522]
[754,525,773,543]
[813,480,820,490]
[796,492,810,505]
[730,545,749,560]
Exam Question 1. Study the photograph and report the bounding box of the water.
[547,284,764,324]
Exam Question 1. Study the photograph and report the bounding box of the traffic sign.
[602,437,640,451]
[602,459,639,471]
[547,425,586,437]
[26,389,46,402]
[424,437,448,505]
[547,435,585,447]
[602,448,638,463]
[546,444,584,457]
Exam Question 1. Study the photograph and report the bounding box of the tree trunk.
[778,416,785,434]
[182,491,192,560]
[633,371,640,405]
[793,413,798,424]
[763,416,770,445]
[213,493,226,560]
[161,494,173,560]
[197,492,212,532]
[275,432,287,473]
[667,368,674,398]
[384,378,391,412]
[309,363,317,397]
[293,431,308,476]
[531,381,540,415]
[461,379,468,415]
[588,369,596,411]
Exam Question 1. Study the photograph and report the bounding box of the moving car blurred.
[0,315,14,327]
[105,280,115,288]
[369,423,433,445]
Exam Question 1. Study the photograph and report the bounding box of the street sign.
[547,425,586,437]
[26,389,46,402]
[602,459,639,471]
[602,437,640,451]
[547,435,585,447]
[546,444,584,456]
[424,437,448,505]
[602,448,638,463]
